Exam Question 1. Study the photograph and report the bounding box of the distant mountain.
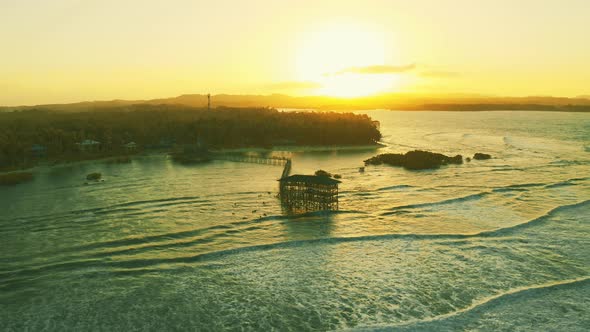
[2,93,590,112]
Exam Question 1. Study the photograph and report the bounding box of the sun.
[295,22,396,97]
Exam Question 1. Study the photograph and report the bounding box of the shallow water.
[1,111,589,331]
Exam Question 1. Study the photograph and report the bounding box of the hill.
[2,93,590,112]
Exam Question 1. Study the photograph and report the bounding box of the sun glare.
[295,22,395,97]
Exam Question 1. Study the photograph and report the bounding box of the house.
[30,144,47,158]
[124,142,137,152]
[278,174,340,212]
[76,139,101,152]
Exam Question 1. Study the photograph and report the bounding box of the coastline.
[211,143,385,154]
[282,108,590,113]
[0,143,385,176]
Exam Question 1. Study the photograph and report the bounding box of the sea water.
[1,111,588,331]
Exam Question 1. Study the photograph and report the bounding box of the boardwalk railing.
[213,154,290,166]
[281,159,292,179]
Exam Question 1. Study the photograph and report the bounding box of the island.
[0,105,381,172]
[86,172,102,181]
[364,150,463,170]
[473,153,492,160]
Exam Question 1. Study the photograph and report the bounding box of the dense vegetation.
[0,105,381,170]
[364,150,463,170]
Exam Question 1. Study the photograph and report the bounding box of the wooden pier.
[278,159,340,213]
[214,152,340,213]
[281,159,292,178]
[278,175,340,212]
[213,154,289,166]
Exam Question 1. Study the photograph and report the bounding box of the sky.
[1,0,589,105]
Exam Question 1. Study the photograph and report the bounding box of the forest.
[0,105,381,170]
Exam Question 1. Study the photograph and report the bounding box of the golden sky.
[1,0,589,105]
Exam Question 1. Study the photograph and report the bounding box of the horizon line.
[2,92,590,109]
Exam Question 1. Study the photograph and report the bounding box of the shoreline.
[211,143,384,154]
[0,143,385,176]
[280,108,590,113]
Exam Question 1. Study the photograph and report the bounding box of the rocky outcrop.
[170,147,211,164]
[473,153,492,160]
[86,172,102,181]
[364,150,463,170]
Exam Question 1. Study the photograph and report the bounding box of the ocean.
[1,110,588,331]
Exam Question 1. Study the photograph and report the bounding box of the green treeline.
[0,105,381,170]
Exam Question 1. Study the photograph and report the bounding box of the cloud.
[325,63,460,79]
[330,64,416,76]
[419,70,461,78]
[266,81,322,90]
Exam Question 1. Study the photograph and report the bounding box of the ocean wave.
[544,180,576,189]
[491,187,528,193]
[351,276,590,331]
[491,182,546,192]
[549,159,589,166]
[1,195,203,223]
[489,167,525,172]
[377,185,415,191]
[4,232,464,287]
[2,200,587,288]
[568,176,590,182]
[381,192,491,215]
[490,177,586,192]
[477,199,589,237]
[504,182,546,188]
[0,192,274,233]
[0,189,271,226]
[350,192,374,197]
[502,135,582,156]
[1,209,366,273]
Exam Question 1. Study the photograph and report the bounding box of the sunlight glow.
[318,73,401,98]
[295,22,397,97]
